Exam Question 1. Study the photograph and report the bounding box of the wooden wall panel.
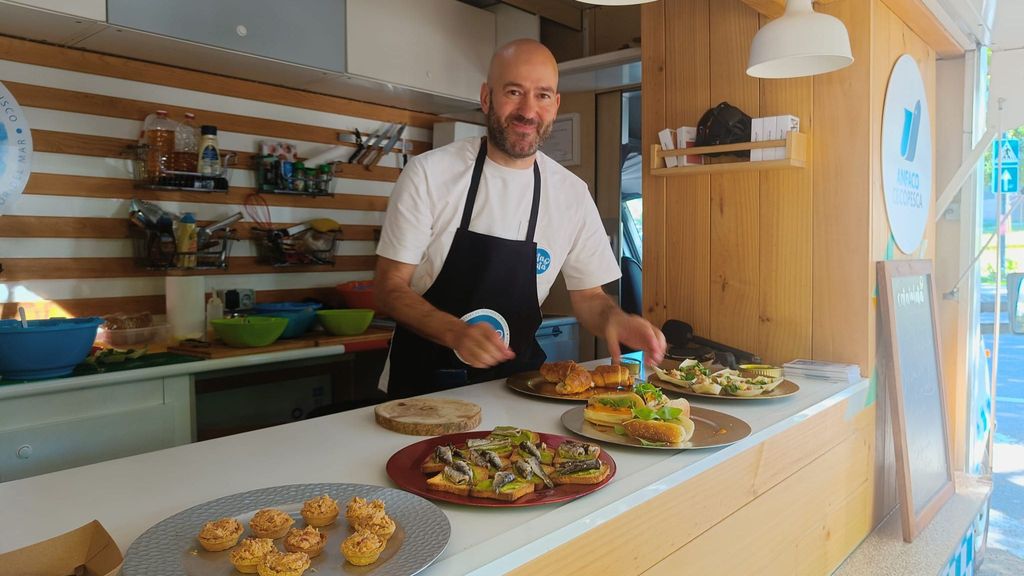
[641,0,669,328]
[662,0,711,336]
[758,71,813,363]
[707,0,761,352]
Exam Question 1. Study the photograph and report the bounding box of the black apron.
[386,138,546,398]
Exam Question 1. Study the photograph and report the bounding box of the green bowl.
[317,309,374,336]
[210,316,289,347]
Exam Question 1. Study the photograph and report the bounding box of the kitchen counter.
[0,364,872,575]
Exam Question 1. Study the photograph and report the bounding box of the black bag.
[696,102,752,158]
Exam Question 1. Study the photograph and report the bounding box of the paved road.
[983,328,1024,559]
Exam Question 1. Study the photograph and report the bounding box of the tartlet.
[283,526,327,558]
[345,497,385,527]
[341,529,387,566]
[250,508,295,539]
[228,537,277,573]
[300,494,339,527]
[353,512,396,542]
[197,517,244,552]
[256,550,311,576]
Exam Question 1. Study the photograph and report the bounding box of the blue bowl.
[0,317,104,380]
[250,302,323,339]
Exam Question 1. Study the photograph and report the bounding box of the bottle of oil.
[144,110,176,184]
[174,112,198,173]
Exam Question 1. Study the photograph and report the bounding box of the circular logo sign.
[454,308,510,364]
[881,54,932,255]
[536,247,552,275]
[0,81,32,216]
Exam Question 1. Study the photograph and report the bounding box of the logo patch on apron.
[536,247,551,275]
[455,308,511,364]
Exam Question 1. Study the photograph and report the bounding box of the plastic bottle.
[206,291,224,339]
[175,212,198,269]
[174,112,199,173]
[143,110,176,184]
[197,125,221,178]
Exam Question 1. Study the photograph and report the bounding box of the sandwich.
[426,461,490,497]
[555,363,594,394]
[511,440,555,465]
[469,470,536,501]
[583,391,646,427]
[590,364,633,388]
[552,439,601,464]
[621,398,695,445]
[550,458,611,485]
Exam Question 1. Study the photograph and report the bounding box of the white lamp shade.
[747,0,853,79]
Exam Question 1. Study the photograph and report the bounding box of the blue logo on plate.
[0,81,33,215]
[536,247,551,275]
[900,100,921,162]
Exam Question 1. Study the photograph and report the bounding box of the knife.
[358,123,399,166]
[351,123,393,164]
[364,123,407,168]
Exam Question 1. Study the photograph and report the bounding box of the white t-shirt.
[377,138,620,303]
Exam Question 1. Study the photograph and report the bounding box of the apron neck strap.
[460,137,542,243]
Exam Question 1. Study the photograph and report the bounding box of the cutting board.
[167,328,392,359]
[374,398,482,436]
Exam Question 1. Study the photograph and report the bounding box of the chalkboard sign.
[877,260,954,542]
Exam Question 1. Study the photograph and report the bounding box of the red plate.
[385,431,617,507]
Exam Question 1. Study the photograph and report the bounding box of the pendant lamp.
[746,0,853,78]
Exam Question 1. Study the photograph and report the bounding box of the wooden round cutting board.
[374,397,482,436]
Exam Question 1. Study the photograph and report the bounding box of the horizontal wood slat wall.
[0,36,438,319]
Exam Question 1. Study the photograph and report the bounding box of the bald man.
[375,39,666,398]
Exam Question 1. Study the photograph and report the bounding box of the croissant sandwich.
[590,364,633,388]
[622,398,695,444]
[583,392,646,427]
[555,363,594,394]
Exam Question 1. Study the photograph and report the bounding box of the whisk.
[243,193,273,231]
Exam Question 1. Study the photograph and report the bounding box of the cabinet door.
[0,404,177,482]
[6,0,105,20]
[346,0,494,102]
[107,0,346,72]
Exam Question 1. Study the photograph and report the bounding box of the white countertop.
[0,345,348,400]
[0,365,870,575]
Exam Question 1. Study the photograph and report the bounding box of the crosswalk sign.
[993,138,1020,194]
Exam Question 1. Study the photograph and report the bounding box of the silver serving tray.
[122,483,449,576]
[561,405,752,450]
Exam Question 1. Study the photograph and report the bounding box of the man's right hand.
[451,323,516,369]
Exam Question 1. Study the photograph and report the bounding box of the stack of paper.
[783,359,861,383]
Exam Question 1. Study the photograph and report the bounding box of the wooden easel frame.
[877,259,955,542]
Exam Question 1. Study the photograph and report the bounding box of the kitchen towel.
[165,276,206,341]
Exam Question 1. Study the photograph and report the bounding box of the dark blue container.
[0,317,104,381]
[250,302,323,339]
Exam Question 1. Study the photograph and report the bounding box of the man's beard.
[486,106,553,160]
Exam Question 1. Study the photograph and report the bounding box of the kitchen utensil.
[122,483,449,576]
[345,128,365,163]
[317,309,374,336]
[309,218,340,232]
[0,317,105,380]
[386,430,617,508]
[210,316,288,347]
[129,198,170,227]
[353,123,395,165]
[374,398,482,435]
[561,405,752,450]
[364,123,406,168]
[195,211,242,249]
[243,193,273,230]
[249,302,323,339]
[17,306,27,329]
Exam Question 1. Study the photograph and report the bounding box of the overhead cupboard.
[0,0,496,111]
